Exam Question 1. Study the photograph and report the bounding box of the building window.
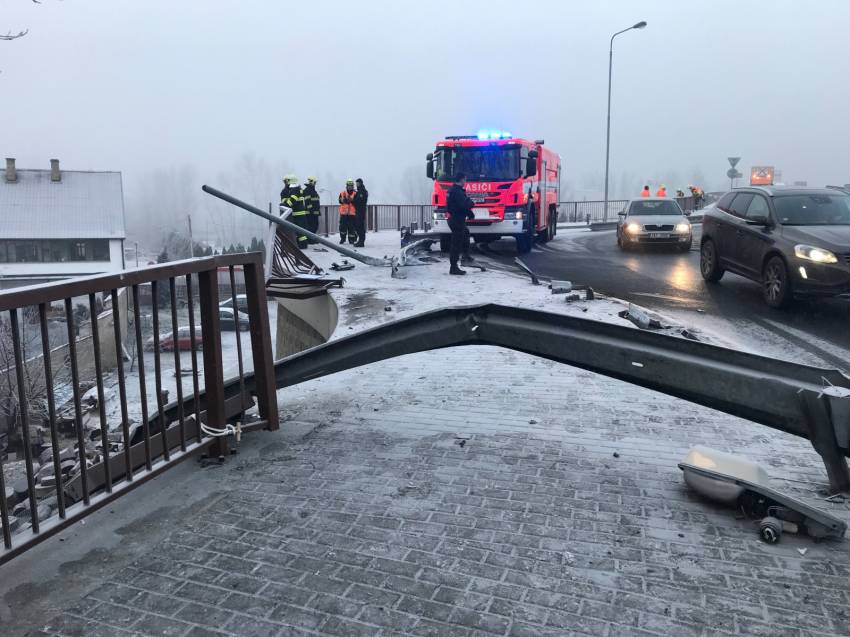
[15,241,39,262]
[93,241,110,261]
[0,239,111,263]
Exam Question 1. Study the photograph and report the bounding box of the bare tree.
[0,310,71,452]
[2,1,51,41]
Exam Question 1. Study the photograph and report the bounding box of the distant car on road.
[145,326,203,352]
[219,294,248,313]
[616,198,693,252]
[700,187,850,308]
[219,307,250,331]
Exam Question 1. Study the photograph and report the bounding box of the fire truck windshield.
[435,147,520,182]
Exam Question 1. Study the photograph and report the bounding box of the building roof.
[0,169,126,240]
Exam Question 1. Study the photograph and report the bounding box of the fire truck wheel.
[538,218,550,243]
[439,236,451,252]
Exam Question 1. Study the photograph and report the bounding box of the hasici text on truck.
[426,133,561,254]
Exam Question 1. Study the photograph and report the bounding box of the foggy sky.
[2,0,849,246]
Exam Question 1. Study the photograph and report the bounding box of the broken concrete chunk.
[13,479,29,501]
[622,304,663,330]
[550,281,572,294]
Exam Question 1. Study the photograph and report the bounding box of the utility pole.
[134,242,139,267]
[187,214,194,257]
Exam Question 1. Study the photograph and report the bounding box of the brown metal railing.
[0,253,277,565]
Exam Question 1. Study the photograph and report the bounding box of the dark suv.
[700,187,850,307]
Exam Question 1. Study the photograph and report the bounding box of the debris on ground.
[331,260,355,271]
[679,446,847,544]
[620,303,663,329]
[550,280,572,294]
[514,257,540,285]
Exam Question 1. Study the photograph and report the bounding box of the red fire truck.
[426,132,560,253]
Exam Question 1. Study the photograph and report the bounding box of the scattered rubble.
[549,281,572,294]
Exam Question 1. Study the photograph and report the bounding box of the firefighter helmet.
[345,178,355,186]
[306,176,318,185]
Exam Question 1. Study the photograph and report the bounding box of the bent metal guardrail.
[264,304,849,491]
[3,301,847,565]
[157,303,850,493]
[0,254,277,565]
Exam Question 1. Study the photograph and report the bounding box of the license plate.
[473,209,490,219]
[648,233,669,239]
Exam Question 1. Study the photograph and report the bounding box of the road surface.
[475,226,850,370]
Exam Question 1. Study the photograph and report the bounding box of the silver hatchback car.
[617,198,693,252]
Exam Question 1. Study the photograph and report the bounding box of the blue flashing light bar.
[476,130,513,140]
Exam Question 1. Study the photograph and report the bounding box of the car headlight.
[794,244,838,264]
[626,223,641,234]
[675,223,691,233]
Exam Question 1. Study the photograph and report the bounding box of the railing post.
[397,205,402,231]
[244,256,279,431]
[198,266,227,456]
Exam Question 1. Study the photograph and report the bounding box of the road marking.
[759,318,850,371]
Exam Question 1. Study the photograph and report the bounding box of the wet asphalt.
[474,226,850,370]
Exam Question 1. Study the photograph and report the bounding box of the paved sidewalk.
[4,232,849,636]
[28,348,850,636]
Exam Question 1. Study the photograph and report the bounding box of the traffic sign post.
[727,167,743,189]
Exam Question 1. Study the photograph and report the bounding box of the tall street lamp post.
[604,20,647,221]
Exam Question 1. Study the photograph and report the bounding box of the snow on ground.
[306,230,708,345]
[288,231,850,512]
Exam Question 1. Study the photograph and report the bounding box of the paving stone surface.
[23,346,850,635]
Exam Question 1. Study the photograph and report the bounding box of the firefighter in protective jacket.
[338,179,358,244]
[304,176,321,241]
[281,175,309,249]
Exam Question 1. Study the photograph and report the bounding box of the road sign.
[727,157,741,168]
[750,166,775,186]
[726,168,742,179]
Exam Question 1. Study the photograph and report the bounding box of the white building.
[0,158,126,289]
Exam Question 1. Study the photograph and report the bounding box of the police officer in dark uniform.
[446,172,475,275]
[353,178,368,247]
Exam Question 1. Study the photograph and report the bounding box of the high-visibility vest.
[339,190,357,216]
[656,187,667,197]
[640,189,650,198]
